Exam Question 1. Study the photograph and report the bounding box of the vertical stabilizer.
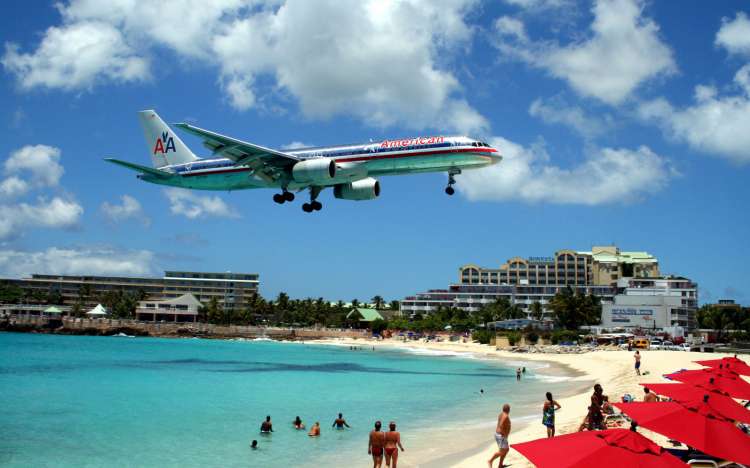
[138,110,198,168]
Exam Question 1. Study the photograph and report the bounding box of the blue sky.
[0,0,748,304]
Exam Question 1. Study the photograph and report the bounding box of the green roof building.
[346,308,384,327]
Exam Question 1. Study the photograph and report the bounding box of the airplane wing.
[174,123,299,172]
[104,158,171,179]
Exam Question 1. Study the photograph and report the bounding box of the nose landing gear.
[445,171,459,196]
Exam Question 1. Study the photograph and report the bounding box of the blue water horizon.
[0,333,579,467]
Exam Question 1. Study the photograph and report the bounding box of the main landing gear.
[445,171,459,196]
[273,190,295,204]
[302,186,323,213]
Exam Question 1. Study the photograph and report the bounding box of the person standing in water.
[516,368,522,381]
[384,421,405,468]
[488,404,511,468]
[368,420,386,468]
[308,422,321,437]
[260,415,273,433]
[542,392,561,438]
[293,416,305,430]
[634,350,641,376]
[332,413,351,429]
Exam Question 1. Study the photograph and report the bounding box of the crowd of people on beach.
[253,412,405,467]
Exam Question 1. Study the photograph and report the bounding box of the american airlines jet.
[106,110,501,213]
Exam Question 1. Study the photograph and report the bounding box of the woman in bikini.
[384,421,405,468]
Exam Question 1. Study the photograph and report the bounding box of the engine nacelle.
[292,158,336,183]
[333,177,381,201]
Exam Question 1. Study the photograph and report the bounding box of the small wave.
[393,347,478,359]
[529,374,572,383]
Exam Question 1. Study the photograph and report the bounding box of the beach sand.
[315,337,742,467]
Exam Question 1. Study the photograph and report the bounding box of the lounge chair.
[688,460,719,468]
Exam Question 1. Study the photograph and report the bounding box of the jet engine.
[292,158,336,183]
[333,177,381,200]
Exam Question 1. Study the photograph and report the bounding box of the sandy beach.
[315,337,743,467]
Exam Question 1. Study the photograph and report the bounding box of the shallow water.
[0,333,578,467]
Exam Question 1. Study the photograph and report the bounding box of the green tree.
[530,301,544,322]
[371,295,384,310]
[549,287,601,330]
[389,300,400,312]
[205,297,222,324]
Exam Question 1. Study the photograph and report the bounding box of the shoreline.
[311,336,739,468]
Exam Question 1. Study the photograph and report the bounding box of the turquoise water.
[0,333,576,467]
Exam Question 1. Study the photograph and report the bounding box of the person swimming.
[250,440,258,450]
[293,416,306,430]
[332,413,351,429]
[384,421,405,468]
[308,422,321,437]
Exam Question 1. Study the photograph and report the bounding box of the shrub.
[551,330,579,344]
[507,331,521,346]
[525,331,539,345]
[472,329,494,345]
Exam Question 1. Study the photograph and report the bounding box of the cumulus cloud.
[529,98,612,138]
[458,136,674,204]
[3,0,486,133]
[2,21,148,90]
[715,12,750,57]
[164,188,239,219]
[4,144,64,189]
[0,145,82,239]
[494,0,676,105]
[638,64,750,164]
[100,194,150,226]
[0,247,156,277]
[0,197,83,239]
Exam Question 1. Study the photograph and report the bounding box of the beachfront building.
[346,308,384,328]
[135,294,201,322]
[399,245,697,330]
[0,271,259,313]
[600,276,699,331]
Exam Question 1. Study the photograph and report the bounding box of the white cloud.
[529,97,612,138]
[100,195,150,226]
[4,144,64,188]
[2,21,149,90]
[0,197,83,239]
[0,176,29,198]
[0,247,156,278]
[638,64,750,164]
[494,0,676,105]
[282,141,313,150]
[716,12,750,57]
[3,0,485,133]
[458,136,673,204]
[164,188,239,219]
[503,0,572,10]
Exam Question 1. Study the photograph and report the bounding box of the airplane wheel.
[284,191,295,202]
[302,203,313,213]
[445,186,455,196]
[273,193,285,204]
[312,201,322,211]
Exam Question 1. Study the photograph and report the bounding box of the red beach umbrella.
[512,429,688,468]
[664,368,750,399]
[639,383,750,424]
[613,402,750,465]
[695,357,750,377]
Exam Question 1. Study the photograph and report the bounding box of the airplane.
[106,110,502,213]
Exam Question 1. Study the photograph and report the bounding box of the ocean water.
[0,333,580,467]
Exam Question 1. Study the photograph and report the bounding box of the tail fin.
[138,110,198,168]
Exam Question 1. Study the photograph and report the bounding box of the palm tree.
[371,295,384,310]
[530,301,543,322]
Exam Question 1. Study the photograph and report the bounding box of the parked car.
[680,343,692,352]
[649,340,663,350]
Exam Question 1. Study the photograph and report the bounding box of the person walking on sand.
[488,404,511,468]
[634,350,641,376]
[384,421,405,468]
[542,392,561,438]
[308,421,321,437]
[369,421,386,468]
[332,413,351,429]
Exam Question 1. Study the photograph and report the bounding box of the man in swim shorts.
[489,404,511,468]
[332,412,350,429]
[368,420,386,468]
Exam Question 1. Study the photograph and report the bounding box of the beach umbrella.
[664,368,750,400]
[695,357,750,377]
[512,429,688,468]
[639,383,750,424]
[613,402,750,465]
[44,306,62,314]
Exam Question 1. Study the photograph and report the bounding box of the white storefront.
[602,302,670,329]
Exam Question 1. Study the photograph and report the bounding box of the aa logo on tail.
[153,131,176,154]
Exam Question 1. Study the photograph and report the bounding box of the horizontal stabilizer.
[104,158,171,178]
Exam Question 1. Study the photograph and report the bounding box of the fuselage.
[140,135,500,190]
